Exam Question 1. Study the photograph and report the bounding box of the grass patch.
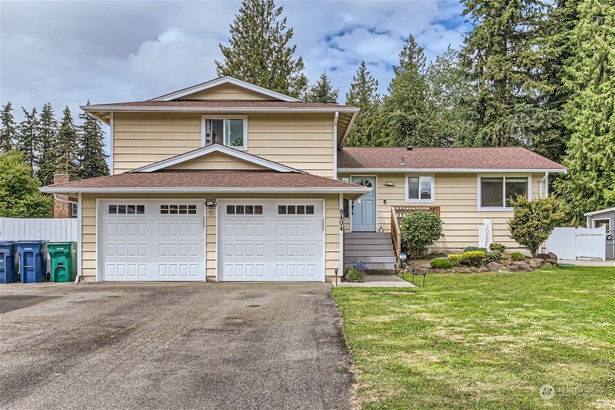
[333,267,615,409]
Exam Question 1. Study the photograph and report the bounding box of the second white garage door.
[218,200,325,282]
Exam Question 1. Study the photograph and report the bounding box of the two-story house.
[42,76,565,283]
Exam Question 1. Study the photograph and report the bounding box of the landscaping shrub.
[511,252,526,261]
[508,195,565,257]
[401,211,442,258]
[464,246,488,253]
[448,254,462,266]
[344,266,365,282]
[430,259,453,269]
[485,251,502,263]
[461,250,485,267]
[489,243,506,252]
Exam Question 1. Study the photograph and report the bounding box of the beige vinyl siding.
[178,83,273,101]
[113,112,201,173]
[113,112,335,177]
[339,172,547,251]
[165,151,267,171]
[246,113,335,177]
[80,193,340,282]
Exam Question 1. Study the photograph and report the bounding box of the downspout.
[333,111,339,180]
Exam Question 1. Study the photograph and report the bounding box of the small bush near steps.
[344,266,365,282]
[430,259,454,269]
[401,212,443,258]
[489,243,506,252]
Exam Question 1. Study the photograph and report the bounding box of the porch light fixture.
[384,182,396,187]
[206,201,217,208]
[378,227,384,233]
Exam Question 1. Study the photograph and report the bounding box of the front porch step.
[344,232,397,270]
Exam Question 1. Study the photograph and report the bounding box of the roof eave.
[39,186,370,195]
[337,167,567,173]
[80,105,360,114]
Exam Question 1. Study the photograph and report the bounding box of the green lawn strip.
[333,267,615,409]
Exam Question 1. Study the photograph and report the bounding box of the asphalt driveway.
[0,282,355,409]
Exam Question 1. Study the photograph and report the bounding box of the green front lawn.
[333,267,615,409]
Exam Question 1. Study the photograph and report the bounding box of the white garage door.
[218,200,325,282]
[99,200,205,281]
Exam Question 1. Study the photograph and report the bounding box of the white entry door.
[218,200,324,282]
[99,200,205,281]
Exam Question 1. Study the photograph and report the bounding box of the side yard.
[333,267,615,409]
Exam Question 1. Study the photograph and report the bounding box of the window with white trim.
[202,116,247,149]
[406,175,434,202]
[479,176,528,209]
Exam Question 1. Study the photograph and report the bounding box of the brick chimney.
[53,173,73,218]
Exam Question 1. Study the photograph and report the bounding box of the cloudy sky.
[1,0,468,148]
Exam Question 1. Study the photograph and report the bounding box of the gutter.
[333,111,339,180]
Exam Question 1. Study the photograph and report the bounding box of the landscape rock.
[510,261,532,271]
[479,266,490,272]
[470,267,481,273]
[529,258,543,268]
[536,252,558,264]
[486,262,504,271]
[458,267,472,273]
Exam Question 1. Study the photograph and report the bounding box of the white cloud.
[1,0,467,151]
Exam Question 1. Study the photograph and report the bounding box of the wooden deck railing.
[391,205,441,265]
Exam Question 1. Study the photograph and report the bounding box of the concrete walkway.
[335,275,416,288]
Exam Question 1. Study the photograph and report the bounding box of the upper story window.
[202,116,247,150]
[406,175,435,203]
[479,176,529,209]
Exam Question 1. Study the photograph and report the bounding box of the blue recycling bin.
[16,241,48,283]
[0,241,18,283]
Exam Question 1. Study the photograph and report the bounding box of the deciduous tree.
[0,151,52,218]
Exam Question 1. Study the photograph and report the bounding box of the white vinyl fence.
[546,226,606,261]
[0,218,79,242]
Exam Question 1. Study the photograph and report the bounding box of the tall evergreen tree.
[55,106,79,179]
[345,61,386,146]
[304,72,339,103]
[78,104,109,179]
[16,107,38,175]
[425,46,476,147]
[216,0,308,98]
[37,103,59,186]
[383,34,432,147]
[558,0,614,224]
[539,0,581,161]
[460,0,559,149]
[0,102,17,153]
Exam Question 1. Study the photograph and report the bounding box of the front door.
[351,176,376,232]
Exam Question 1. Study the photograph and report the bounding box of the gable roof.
[131,144,299,173]
[39,170,370,199]
[150,76,301,102]
[338,147,566,172]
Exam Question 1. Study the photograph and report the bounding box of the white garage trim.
[96,198,207,282]
[216,198,326,282]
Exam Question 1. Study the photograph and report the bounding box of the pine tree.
[37,103,59,186]
[557,0,614,224]
[344,61,386,146]
[539,0,581,161]
[216,0,308,98]
[78,104,109,179]
[55,106,79,179]
[304,72,339,103]
[425,46,476,147]
[460,0,560,149]
[383,34,432,147]
[16,107,38,175]
[0,102,17,153]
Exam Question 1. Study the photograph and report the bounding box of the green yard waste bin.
[48,242,77,282]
